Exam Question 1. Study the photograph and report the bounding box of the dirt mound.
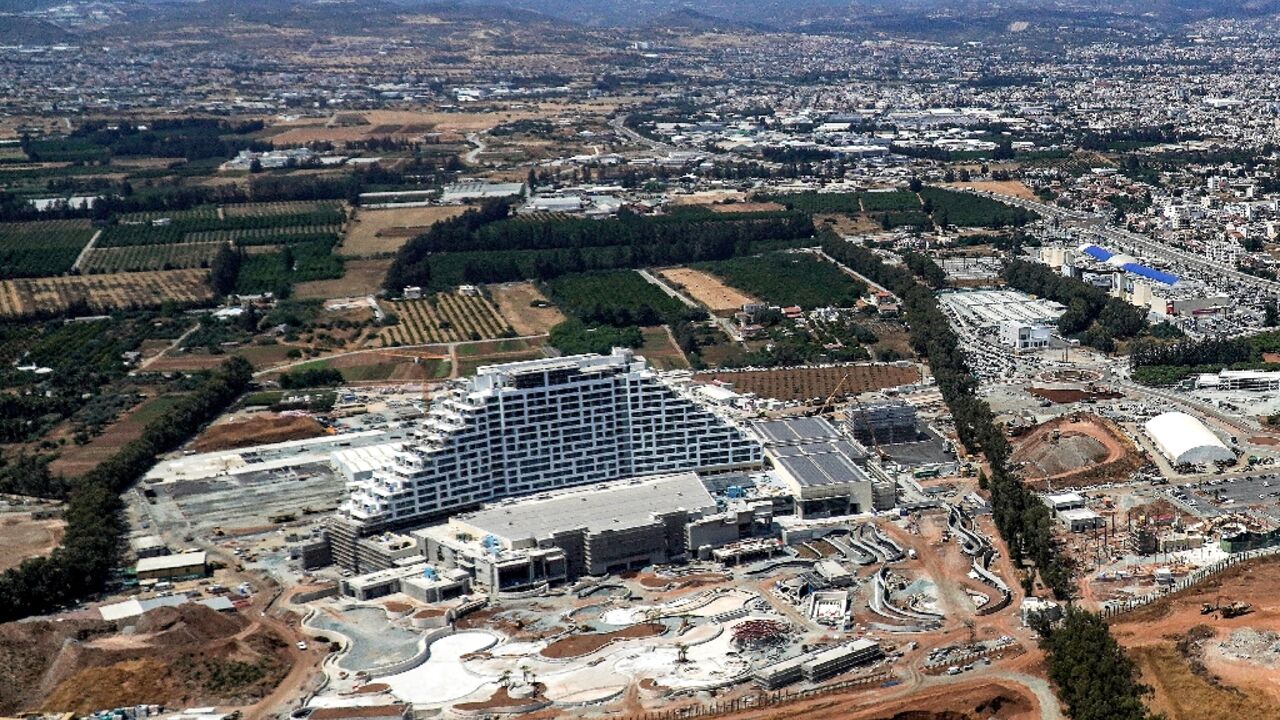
[0,604,292,714]
[192,413,326,452]
[1017,433,1109,477]
[1010,413,1141,488]
[0,617,116,713]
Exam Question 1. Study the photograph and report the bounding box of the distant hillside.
[0,15,75,44]
[414,0,1280,33]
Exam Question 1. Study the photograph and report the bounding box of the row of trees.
[0,358,253,622]
[821,237,1070,594]
[821,235,1156,720]
[384,202,815,293]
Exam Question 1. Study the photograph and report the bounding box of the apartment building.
[331,349,762,569]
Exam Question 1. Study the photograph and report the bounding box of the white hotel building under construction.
[330,349,762,569]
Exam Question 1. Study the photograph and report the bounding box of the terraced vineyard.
[79,241,223,273]
[380,292,515,344]
[0,219,97,278]
[0,269,214,317]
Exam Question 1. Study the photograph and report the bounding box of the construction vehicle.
[1222,601,1253,618]
[1201,599,1253,618]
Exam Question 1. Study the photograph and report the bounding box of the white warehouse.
[1144,412,1234,466]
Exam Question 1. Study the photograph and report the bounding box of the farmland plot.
[0,269,213,317]
[694,364,920,401]
[80,240,222,273]
[0,219,96,278]
[380,292,515,344]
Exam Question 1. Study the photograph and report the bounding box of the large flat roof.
[451,472,716,542]
[136,551,206,573]
[776,452,869,488]
[754,417,843,445]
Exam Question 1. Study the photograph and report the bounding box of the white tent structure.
[1144,412,1234,466]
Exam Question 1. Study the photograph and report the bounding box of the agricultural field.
[764,190,919,214]
[0,220,96,278]
[658,267,757,314]
[234,238,344,295]
[341,205,469,257]
[942,180,1039,201]
[920,186,1031,228]
[223,200,345,218]
[292,258,391,300]
[545,270,690,326]
[694,363,920,401]
[79,240,221,273]
[380,291,514,345]
[100,207,345,247]
[0,269,214,317]
[488,281,565,336]
[695,253,866,309]
[639,326,690,370]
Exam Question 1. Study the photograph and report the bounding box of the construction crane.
[812,371,852,417]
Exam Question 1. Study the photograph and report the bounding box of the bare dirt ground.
[269,109,542,145]
[1108,555,1280,720]
[667,190,753,205]
[710,201,785,213]
[488,282,565,336]
[340,206,468,257]
[659,267,758,314]
[192,414,327,453]
[942,181,1039,201]
[292,258,391,300]
[49,394,184,476]
[1010,413,1142,489]
[0,512,65,572]
[817,213,884,236]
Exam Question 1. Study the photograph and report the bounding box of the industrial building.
[753,639,883,689]
[417,472,772,590]
[135,551,208,582]
[332,349,762,570]
[754,418,894,518]
[1194,369,1280,392]
[1144,412,1235,466]
[939,290,1065,329]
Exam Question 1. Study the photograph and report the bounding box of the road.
[963,189,1280,296]
[463,132,486,165]
[70,229,102,272]
[637,268,745,343]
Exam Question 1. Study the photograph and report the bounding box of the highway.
[964,189,1280,296]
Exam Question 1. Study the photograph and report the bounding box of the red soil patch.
[539,623,665,659]
[1029,387,1123,404]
